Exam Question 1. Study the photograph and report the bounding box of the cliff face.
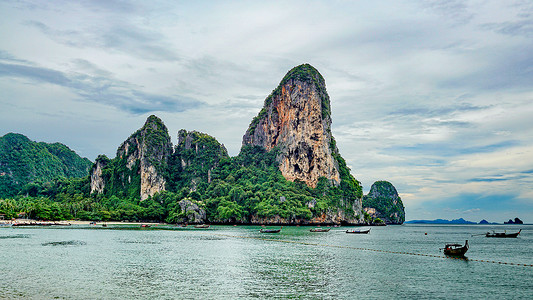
[90,155,109,194]
[118,115,173,200]
[242,64,340,188]
[90,115,173,200]
[169,130,229,190]
[363,181,405,224]
[241,64,364,223]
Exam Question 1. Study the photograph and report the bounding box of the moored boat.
[194,224,210,228]
[485,229,521,238]
[260,228,281,233]
[310,227,331,232]
[346,228,370,234]
[442,240,469,257]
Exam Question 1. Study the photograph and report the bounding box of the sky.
[1,0,532,223]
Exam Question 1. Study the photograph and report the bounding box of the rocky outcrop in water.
[363,181,405,224]
[504,217,523,224]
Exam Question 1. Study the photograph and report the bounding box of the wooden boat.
[310,227,331,232]
[443,240,469,257]
[260,228,281,233]
[485,229,521,238]
[194,224,210,228]
[346,228,370,234]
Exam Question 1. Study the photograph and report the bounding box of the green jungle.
[0,131,372,224]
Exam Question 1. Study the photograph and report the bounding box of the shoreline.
[2,219,166,226]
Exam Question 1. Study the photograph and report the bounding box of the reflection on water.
[0,225,531,299]
[42,240,87,246]
[0,234,30,239]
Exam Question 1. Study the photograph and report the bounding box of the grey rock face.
[178,199,207,223]
[90,155,109,194]
[116,115,173,200]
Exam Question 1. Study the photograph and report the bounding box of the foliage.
[362,181,405,224]
[0,133,92,198]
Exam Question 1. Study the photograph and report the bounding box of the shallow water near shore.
[1,224,531,299]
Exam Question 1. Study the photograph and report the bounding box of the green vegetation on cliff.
[0,133,92,198]
[1,142,361,223]
[0,66,398,224]
[167,130,229,192]
[363,181,405,224]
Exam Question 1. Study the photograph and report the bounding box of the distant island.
[478,219,499,225]
[504,218,523,224]
[405,217,525,225]
[405,218,477,224]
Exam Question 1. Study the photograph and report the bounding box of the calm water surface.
[1,224,532,299]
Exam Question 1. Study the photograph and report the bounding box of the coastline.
[2,219,166,226]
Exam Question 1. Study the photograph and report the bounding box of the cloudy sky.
[1,0,532,222]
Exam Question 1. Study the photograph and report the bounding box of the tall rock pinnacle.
[242,64,341,188]
[90,115,173,200]
[117,115,173,200]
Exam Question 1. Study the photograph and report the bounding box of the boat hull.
[346,229,370,234]
[310,228,331,232]
[260,229,281,233]
[443,240,469,257]
[486,230,521,238]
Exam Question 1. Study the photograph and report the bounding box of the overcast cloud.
[1,0,532,222]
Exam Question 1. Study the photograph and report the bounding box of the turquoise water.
[1,224,531,299]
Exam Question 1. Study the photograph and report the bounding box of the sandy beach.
[3,219,167,226]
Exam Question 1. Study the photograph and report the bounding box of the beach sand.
[6,219,166,226]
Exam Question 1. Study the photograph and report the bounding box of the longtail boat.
[194,224,210,228]
[260,228,281,233]
[346,228,370,234]
[442,240,469,257]
[485,229,521,238]
[310,227,331,232]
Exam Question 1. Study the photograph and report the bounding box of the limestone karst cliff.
[242,64,364,223]
[2,65,403,225]
[363,181,405,224]
[90,155,109,194]
[90,115,173,200]
[168,129,229,191]
[242,64,340,188]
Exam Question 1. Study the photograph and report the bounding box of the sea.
[1,224,531,299]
